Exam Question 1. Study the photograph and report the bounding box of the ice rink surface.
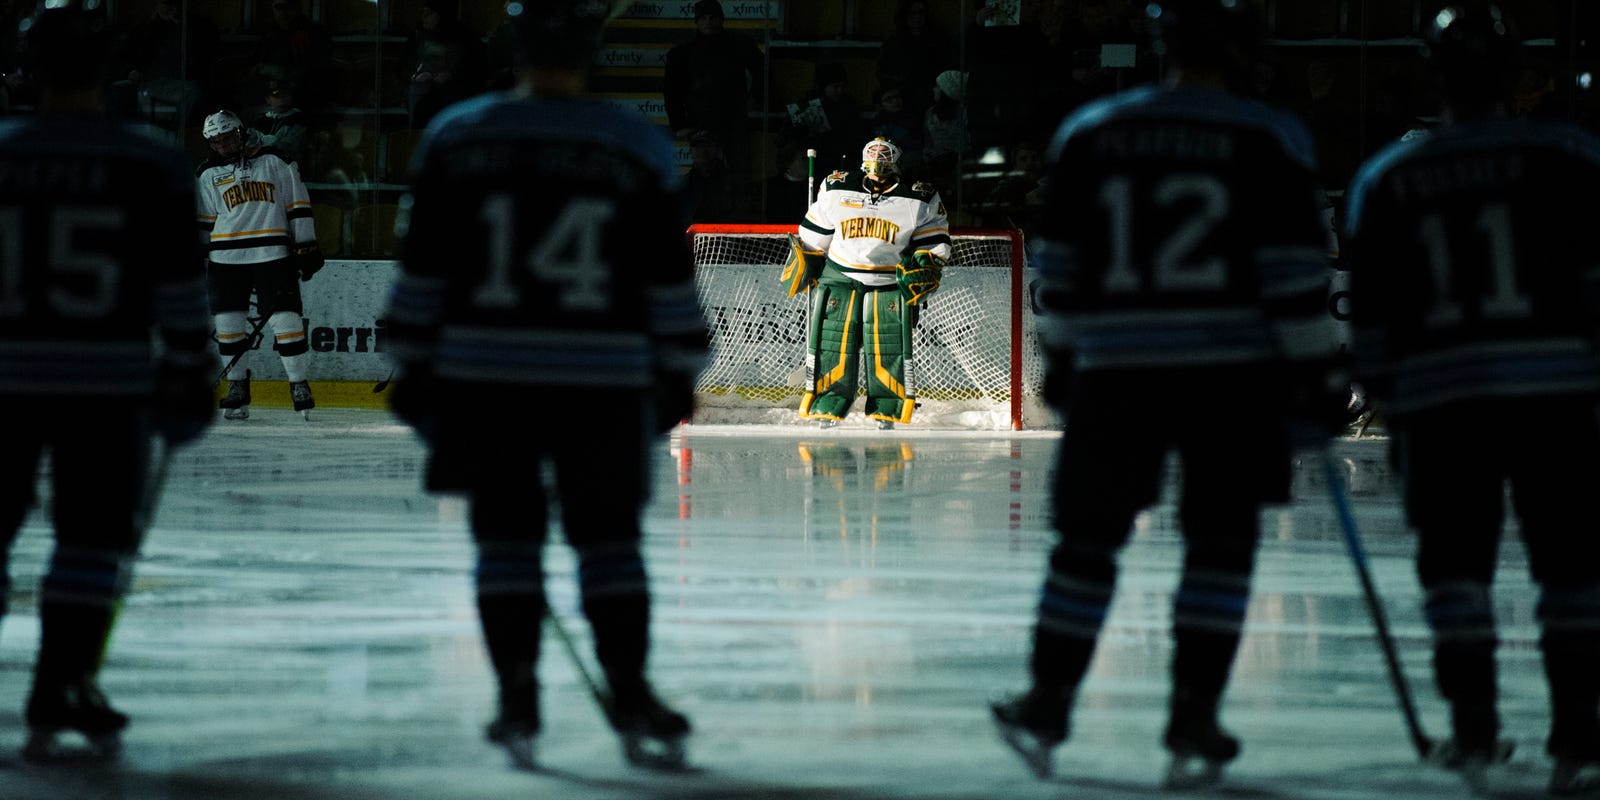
[0,410,1562,799]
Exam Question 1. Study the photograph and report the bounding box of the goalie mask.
[861,137,901,180]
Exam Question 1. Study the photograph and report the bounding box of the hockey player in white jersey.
[196,109,324,420]
[791,136,951,428]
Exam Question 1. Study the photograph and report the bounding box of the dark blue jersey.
[1344,119,1600,414]
[1031,85,1339,372]
[386,92,707,389]
[0,116,210,396]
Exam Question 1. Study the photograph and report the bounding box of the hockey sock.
[1538,582,1600,755]
[280,352,309,383]
[34,546,133,679]
[1171,566,1253,701]
[575,543,650,692]
[1030,539,1115,693]
[1424,582,1500,746]
[268,311,310,382]
[473,540,545,714]
[214,311,251,381]
[1171,500,1260,703]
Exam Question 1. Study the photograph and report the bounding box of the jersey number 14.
[474,194,614,313]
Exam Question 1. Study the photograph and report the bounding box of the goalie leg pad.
[801,283,861,420]
[863,290,916,423]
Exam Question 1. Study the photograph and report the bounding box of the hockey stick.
[372,367,396,393]
[132,434,173,534]
[784,149,822,393]
[544,608,611,716]
[1320,447,1436,761]
[213,312,270,388]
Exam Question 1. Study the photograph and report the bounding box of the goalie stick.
[806,148,817,205]
[1321,448,1437,761]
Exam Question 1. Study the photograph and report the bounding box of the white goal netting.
[687,225,1050,430]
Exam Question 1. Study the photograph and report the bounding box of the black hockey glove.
[292,242,324,282]
[1041,347,1075,411]
[388,363,439,442]
[154,360,215,446]
[1285,363,1354,450]
[654,371,694,435]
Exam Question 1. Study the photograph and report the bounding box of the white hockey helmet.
[861,136,901,179]
[202,109,243,141]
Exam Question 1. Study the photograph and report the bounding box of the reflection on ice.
[0,412,1552,799]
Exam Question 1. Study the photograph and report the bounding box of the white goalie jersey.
[196,147,314,266]
[798,169,952,288]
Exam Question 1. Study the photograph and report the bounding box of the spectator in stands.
[875,0,955,121]
[485,0,519,91]
[761,136,813,224]
[664,0,764,190]
[684,130,743,223]
[786,61,866,174]
[0,0,25,114]
[975,137,1046,231]
[965,0,1056,152]
[104,0,220,136]
[249,0,334,112]
[249,79,311,172]
[921,69,969,196]
[402,0,488,129]
[867,84,926,177]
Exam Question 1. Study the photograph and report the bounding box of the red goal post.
[686,224,1048,430]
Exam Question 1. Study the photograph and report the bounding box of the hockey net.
[687,224,1049,430]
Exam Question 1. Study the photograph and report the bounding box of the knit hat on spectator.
[935,70,966,102]
[694,1,724,19]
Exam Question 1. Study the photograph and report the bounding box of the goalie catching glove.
[897,250,944,306]
[291,242,324,282]
[779,233,825,297]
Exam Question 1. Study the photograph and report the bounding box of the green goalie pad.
[896,250,944,306]
[780,233,825,297]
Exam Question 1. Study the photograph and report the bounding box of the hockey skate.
[607,686,691,770]
[989,689,1068,780]
[1163,716,1240,789]
[817,418,839,429]
[219,369,251,420]
[1551,752,1600,797]
[1430,703,1516,793]
[485,715,538,771]
[875,419,895,430]
[1425,737,1516,794]
[22,680,129,764]
[289,380,314,420]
